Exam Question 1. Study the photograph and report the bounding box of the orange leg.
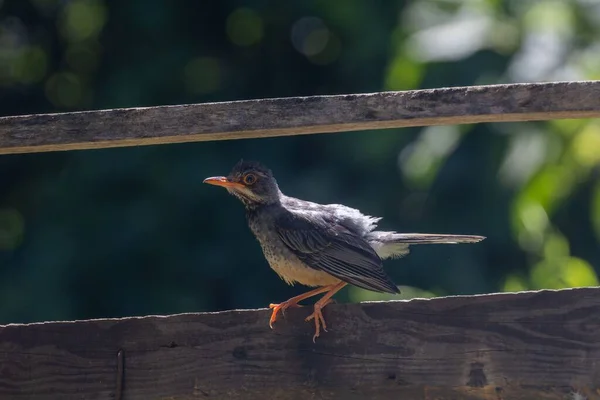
[269,285,333,329]
[305,282,347,342]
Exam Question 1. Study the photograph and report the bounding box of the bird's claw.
[268,301,301,328]
[267,285,340,342]
[305,299,333,342]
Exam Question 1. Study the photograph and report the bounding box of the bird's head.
[203,160,281,208]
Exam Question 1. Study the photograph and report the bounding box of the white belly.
[269,258,341,287]
[248,213,341,288]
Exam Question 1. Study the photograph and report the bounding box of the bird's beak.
[203,176,244,189]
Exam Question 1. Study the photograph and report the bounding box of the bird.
[203,160,485,342]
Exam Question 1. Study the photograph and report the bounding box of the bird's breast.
[246,209,340,288]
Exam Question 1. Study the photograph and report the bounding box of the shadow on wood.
[1,287,599,399]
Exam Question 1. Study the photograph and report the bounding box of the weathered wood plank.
[1,287,599,399]
[1,80,599,154]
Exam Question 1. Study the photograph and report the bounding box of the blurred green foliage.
[0,0,599,324]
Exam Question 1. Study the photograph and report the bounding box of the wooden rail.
[0,80,599,154]
[1,287,599,399]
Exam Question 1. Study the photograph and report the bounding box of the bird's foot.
[305,299,333,343]
[268,301,302,329]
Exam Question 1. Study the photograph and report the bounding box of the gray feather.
[274,210,400,294]
[366,232,486,259]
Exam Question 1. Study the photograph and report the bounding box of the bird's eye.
[243,173,257,185]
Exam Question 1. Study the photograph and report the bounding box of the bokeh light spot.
[530,256,598,289]
[45,72,84,107]
[524,1,575,34]
[291,17,332,58]
[562,257,598,288]
[59,0,108,42]
[399,126,461,189]
[385,56,423,90]
[15,46,47,84]
[308,32,341,65]
[0,208,25,251]
[502,274,528,293]
[183,57,221,94]
[571,122,600,167]
[543,232,569,261]
[514,198,547,251]
[226,8,264,47]
[301,27,328,56]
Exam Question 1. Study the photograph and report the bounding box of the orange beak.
[203,176,245,189]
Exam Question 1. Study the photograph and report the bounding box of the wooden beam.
[1,287,599,399]
[1,80,599,155]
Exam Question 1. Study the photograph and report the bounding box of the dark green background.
[1,0,599,324]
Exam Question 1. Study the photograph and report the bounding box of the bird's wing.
[274,211,399,294]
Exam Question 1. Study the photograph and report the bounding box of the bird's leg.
[269,286,332,329]
[305,282,347,342]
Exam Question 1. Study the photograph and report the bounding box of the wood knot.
[467,362,488,387]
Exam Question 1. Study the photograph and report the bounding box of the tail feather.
[386,233,486,244]
[366,232,485,260]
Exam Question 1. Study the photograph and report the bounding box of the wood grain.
[1,287,600,399]
[1,81,600,154]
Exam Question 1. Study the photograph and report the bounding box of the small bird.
[204,160,485,342]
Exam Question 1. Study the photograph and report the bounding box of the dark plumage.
[204,160,485,341]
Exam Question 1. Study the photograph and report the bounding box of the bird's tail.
[382,233,486,244]
[366,232,485,259]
